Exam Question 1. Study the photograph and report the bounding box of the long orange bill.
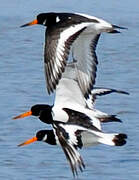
[20,19,38,27]
[13,111,32,120]
[18,136,37,147]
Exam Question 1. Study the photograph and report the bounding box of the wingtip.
[116,90,130,95]
[99,115,122,123]
[112,24,128,30]
[109,30,121,34]
[109,25,128,34]
[122,91,130,95]
[110,115,123,123]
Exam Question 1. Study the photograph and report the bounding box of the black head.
[13,104,53,124]
[36,130,48,141]
[18,129,56,147]
[37,13,58,26]
[31,104,52,116]
[20,13,58,28]
[36,130,56,145]
[31,104,53,124]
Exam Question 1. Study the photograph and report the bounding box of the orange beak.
[20,19,38,27]
[18,136,37,147]
[13,111,32,120]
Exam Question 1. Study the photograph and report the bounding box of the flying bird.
[20,12,127,95]
[18,108,127,176]
[13,62,129,126]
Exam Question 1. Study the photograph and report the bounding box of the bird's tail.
[98,133,127,146]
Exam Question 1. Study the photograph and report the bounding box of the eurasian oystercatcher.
[13,62,129,125]
[18,125,85,177]
[20,12,127,94]
[53,63,129,124]
[18,108,127,176]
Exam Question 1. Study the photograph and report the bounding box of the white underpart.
[53,77,101,129]
[81,132,100,146]
[61,124,118,146]
[53,67,101,130]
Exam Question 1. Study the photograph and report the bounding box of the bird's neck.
[39,108,53,124]
[46,130,57,145]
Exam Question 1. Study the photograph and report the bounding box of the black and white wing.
[86,87,129,108]
[55,109,127,147]
[53,124,85,177]
[44,24,87,94]
[63,108,101,132]
[72,33,100,99]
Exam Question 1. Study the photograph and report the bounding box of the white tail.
[98,133,127,146]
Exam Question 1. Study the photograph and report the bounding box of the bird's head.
[18,130,48,147]
[13,104,53,124]
[20,13,56,27]
[18,130,56,147]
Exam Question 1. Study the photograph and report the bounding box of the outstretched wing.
[63,108,101,132]
[86,87,129,108]
[72,34,100,99]
[44,24,87,94]
[53,124,85,177]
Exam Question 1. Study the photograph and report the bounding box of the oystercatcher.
[20,12,127,94]
[13,62,129,125]
[53,63,129,123]
[18,125,85,177]
[16,106,128,147]
[18,108,127,176]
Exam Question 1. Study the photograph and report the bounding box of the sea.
[0,0,139,179]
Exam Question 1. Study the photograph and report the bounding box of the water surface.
[0,0,139,179]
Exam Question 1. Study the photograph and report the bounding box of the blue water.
[0,0,139,179]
